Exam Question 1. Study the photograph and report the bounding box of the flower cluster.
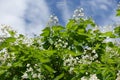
[22,63,43,79]
[89,74,100,80]
[63,54,78,67]
[63,47,99,74]
[54,38,68,49]
[63,53,98,74]
[81,74,100,80]
[63,54,78,74]
[0,48,15,66]
[100,25,113,33]
[0,25,11,37]
[116,70,120,80]
[114,38,120,46]
[73,8,85,20]
[78,46,98,64]
[12,36,33,47]
[0,48,8,64]
[0,25,18,43]
[106,46,119,58]
[92,25,99,32]
[0,25,17,37]
[47,15,59,27]
[104,38,120,47]
[22,37,34,47]
[118,2,120,9]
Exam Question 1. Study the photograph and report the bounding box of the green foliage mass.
[0,8,120,80]
[116,9,120,16]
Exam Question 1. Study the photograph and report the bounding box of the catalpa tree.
[0,3,120,80]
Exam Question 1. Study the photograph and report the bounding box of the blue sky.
[0,0,120,35]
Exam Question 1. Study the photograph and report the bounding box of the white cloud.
[0,0,27,34]
[0,0,50,35]
[0,0,119,36]
[56,0,118,26]
[56,0,71,23]
[80,0,119,26]
[100,4,108,10]
[24,0,50,35]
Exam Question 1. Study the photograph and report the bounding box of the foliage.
[116,9,120,16]
[0,7,120,80]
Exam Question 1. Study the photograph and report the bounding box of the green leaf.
[64,49,78,56]
[66,19,75,30]
[43,64,55,72]
[94,44,101,50]
[40,27,50,37]
[48,38,54,44]
[77,29,85,33]
[60,31,69,38]
[8,30,16,37]
[114,26,120,37]
[13,75,19,80]
[43,50,56,56]
[5,37,16,43]
[52,26,64,31]
[0,70,6,75]
[13,61,23,67]
[40,58,50,63]
[86,18,95,27]
[101,32,115,38]
[77,32,89,38]
[54,73,64,80]
[116,9,120,16]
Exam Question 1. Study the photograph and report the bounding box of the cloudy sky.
[0,0,120,35]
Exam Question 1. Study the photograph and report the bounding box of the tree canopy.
[0,6,120,80]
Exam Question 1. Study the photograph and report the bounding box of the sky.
[0,0,120,35]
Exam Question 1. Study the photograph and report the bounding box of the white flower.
[22,37,33,47]
[0,25,12,37]
[63,54,78,67]
[47,15,59,27]
[58,39,62,42]
[0,57,4,61]
[11,53,16,60]
[106,46,112,51]
[89,74,100,80]
[100,25,113,33]
[84,46,91,50]
[38,73,41,79]
[0,48,7,53]
[27,67,33,72]
[65,42,68,46]
[82,55,89,59]
[32,73,38,78]
[63,45,67,48]
[92,50,96,53]
[76,57,79,60]
[22,72,28,79]
[92,25,99,32]
[37,69,41,72]
[81,76,87,80]
[93,53,98,59]
[35,64,38,66]
[3,53,10,60]
[69,67,74,74]
[73,8,85,20]
[118,2,120,9]
[85,72,88,75]
[116,76,120,80]
[27,64,30,67]
[7,63,12,66]
[116,70,120,80]
[117,70,120,76]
